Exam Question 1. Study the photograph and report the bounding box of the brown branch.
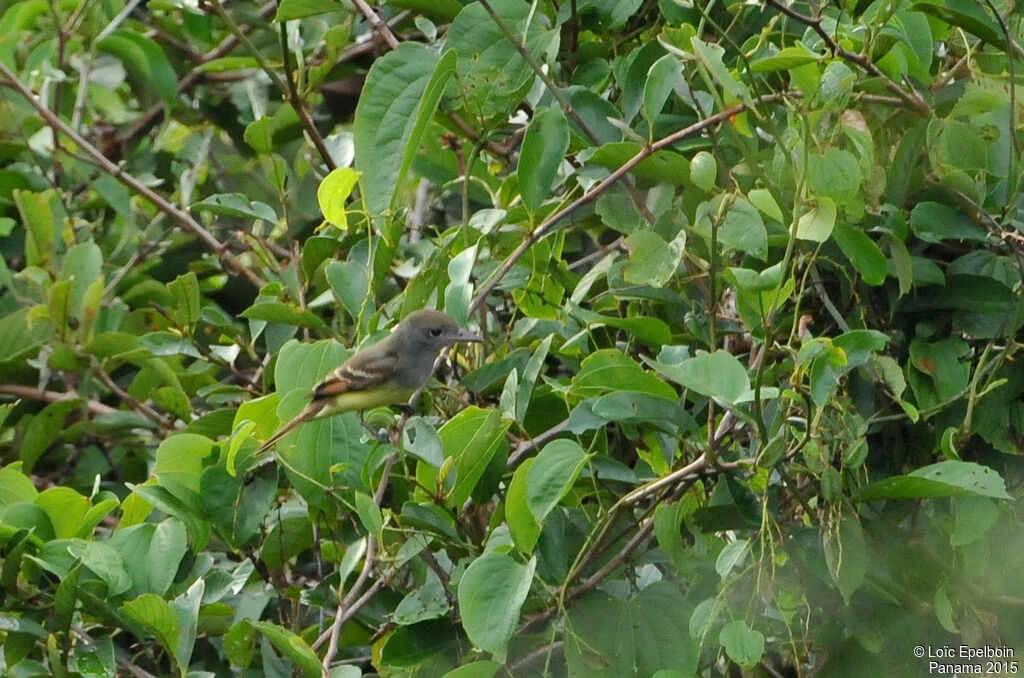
[567,519,656,600]
[90,358,173,429]
[350,0,401,50]
[208,0,336,171]
[0,384,115,418]
[507,419,567,468]
[119,2,278,148]
[0,61,265,289]
[469,92,789,313]
[319,453,399,670]
[763,0,929,114]
[477,0,655,225]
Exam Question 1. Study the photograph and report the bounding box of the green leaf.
[0,465,39,507]
[822,515,868,602]
[568,304,673,348]
[912,0,1004,47]
[354,43,456,215]
[584,0,643,27]
[649,350,750,404]
[908,336,970,406]
[589,142,691,184]
[0,308,51,363]
[274,0,344,21]
[440,407,510,507]
[457,552,535,657]
[61,241,103,324]
[566,582,698,677]
[255,621,323,677]
[109,520,188,596]
[715,538,750,578]
[154,433,215,497]
[128,483,210,551]
[122,594,181,670]
[506,459,541,553]
[857,461,1011,501]
[192,193,277,222]
[402,417,444,467]
[909,202,988,243]
[689,151,716,191]
[354,491,383,540]
[325,259,369,320]
[643,54,681,125]
[224,620,255,670]
[719,198,767,260]
[442,660,504,678]
[195,56,260,73]
[13,188,59,268]
[807,148,861,200]
[525,440,587,524]
[795,197,836,242]
[34,487,89,539]
[20,399,81,473]
[393,579,449,625]
[571,349,678,402]
[718,620,764,669]
[239,302,327,329]
[750,45,819,73]
[167,272,201,329]
[518,107,570,213]
[514,335,552,422]
[317,168,361,229]
[170,579,203,670]
[591,391,695,434]
[832,225,887,285]
[448,0,551,120]
[96,30,178,108]
[622,230,684,287]
[243,107,301,155]
[691,37,751,104]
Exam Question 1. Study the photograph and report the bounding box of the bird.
[252,309,483,457]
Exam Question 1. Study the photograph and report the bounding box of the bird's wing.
[312,347,399,400]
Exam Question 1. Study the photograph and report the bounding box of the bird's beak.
[457,329,484,343]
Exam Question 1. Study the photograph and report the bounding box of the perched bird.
[253,309,483,456]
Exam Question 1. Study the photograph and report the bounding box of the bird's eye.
[429,327,442,338]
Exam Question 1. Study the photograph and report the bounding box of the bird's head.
[396,309,483,352]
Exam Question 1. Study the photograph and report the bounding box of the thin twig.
[507,419,568,468]
[118,3,277,147]
[90,358,173,429]
[567,519,656,600]
[468,92,789,314]
[208,0,336,170]
[350,0,401,49]
[320,453,398,670]
[0,384,115,418]
[764,0,929,114]
[477,0,655,225]
[0,60,265,288]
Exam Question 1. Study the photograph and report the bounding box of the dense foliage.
[1,0,1023,675]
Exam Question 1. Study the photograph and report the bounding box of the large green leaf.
[353,43,456,215]
[518,107,570,212]
[649,350,750,404]
[447,0,552,120]
[566,582,698,677]
[858,461,1011,501]
[96,29,178,108]
[440,407,510,507]
[457,553,535,657]
[525,439,587,524]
